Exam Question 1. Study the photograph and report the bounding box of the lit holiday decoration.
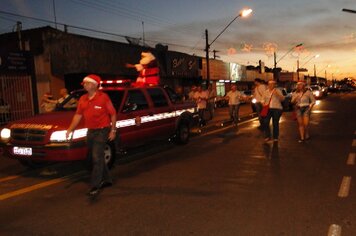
[263,42,278,57]
[290,44,308,58]
[227,47,237,55]
[344,33,356,43]
[240,42,253,52]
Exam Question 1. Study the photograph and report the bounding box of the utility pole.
[53,0,57,29]
[142,21,145,46]
[212,50,220,59]
[314,64,316,77]
[16,21,22,50]
[205,29,210,86]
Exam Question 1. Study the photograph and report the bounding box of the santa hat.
[82,74,101,86]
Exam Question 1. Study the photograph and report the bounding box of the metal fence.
[0,75,34,126]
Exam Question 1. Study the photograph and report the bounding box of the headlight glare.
[50,128,88,142]
[1,128,11,140]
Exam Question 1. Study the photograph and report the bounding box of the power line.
[0,10,201,52]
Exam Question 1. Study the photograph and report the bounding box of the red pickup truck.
[0,81,198,168]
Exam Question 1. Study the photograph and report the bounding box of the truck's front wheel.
[175,122,190,145]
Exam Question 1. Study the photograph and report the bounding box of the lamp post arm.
[209,14,240,46]
[276,43,303,64]
[342,8,356,14]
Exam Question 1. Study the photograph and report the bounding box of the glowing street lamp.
[300,54,320,68]
[205,8,252,85]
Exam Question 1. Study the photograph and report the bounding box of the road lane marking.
[200,118,258,137]
[347,153,355,165]
[338,176,351,198]
[0,175,21,183]
[0,171,85,201]
[328,224,342,236]
[353,139,356,147]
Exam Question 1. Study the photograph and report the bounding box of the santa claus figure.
[126,51,160,86]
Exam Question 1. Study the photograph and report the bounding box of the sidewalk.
[192,103,257,134]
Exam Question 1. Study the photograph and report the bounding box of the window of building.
[216,82,225,96]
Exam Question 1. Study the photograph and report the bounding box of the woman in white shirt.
[291,81,316,142]
[262,80,285,142]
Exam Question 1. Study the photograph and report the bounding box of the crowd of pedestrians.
[185,78,316,144]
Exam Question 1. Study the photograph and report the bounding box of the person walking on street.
[225,84,244,126]
[188,85,197,101]
[207,84,217,120]
[193,85,208,127]
[253,78,267,129]
[291,81,316,142]
[66,74,117,197]
[262,80,285,142]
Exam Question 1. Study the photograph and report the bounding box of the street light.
[205,8,252,85]
[273,43,303,82]
[300,54,320,68]
[342,8,356,14]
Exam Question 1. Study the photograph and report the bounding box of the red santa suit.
[134,52,160,86]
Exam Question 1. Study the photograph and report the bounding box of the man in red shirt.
[66,74,117,197]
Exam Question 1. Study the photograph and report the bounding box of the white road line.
[338,176,351,198]
[200,118,258,137]
[328,224,342,236]
[353,139,356,147]
[347,153,355,165]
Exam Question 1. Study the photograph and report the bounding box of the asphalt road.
[0,93,355,236]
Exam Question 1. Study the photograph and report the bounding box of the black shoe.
[100,181,113,189]
[87,187,100,196]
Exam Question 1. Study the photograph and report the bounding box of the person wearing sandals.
[291,81,316,143]
[262,80,285,142]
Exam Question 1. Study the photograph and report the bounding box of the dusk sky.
[1,0,355,80]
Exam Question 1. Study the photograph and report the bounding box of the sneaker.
[87,187,100,196]
[298,139,304,143]
[100,181,113,189]
[273,139,278,142]
[264,138,271,142]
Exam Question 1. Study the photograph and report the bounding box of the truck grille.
[11,128,47,142]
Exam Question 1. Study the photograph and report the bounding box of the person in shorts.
[291,81,316,142]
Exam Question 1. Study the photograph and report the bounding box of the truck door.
[146,88,176,139]
[118,89,152,147]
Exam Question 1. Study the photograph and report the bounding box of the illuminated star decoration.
[263,42,278,58]
[291,44,308,58]
[240,42,253,52]
[344,33,356,43]
[227,47,237,55]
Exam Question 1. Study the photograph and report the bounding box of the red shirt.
[76,91,116,129]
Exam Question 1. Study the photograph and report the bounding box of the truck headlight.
[0,128,11,141]
[314,91,320,97]
[252,98,257,104]
[50,128,88,142]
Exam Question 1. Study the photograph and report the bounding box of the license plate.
[13,147,32,156]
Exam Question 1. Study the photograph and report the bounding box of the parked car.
[278,87,293,111]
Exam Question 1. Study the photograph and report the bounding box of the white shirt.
[226,90,243,105]
[292,90,316,107]
[262,88,284,110]
[193,90,208,109]
[253,84,267,103]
